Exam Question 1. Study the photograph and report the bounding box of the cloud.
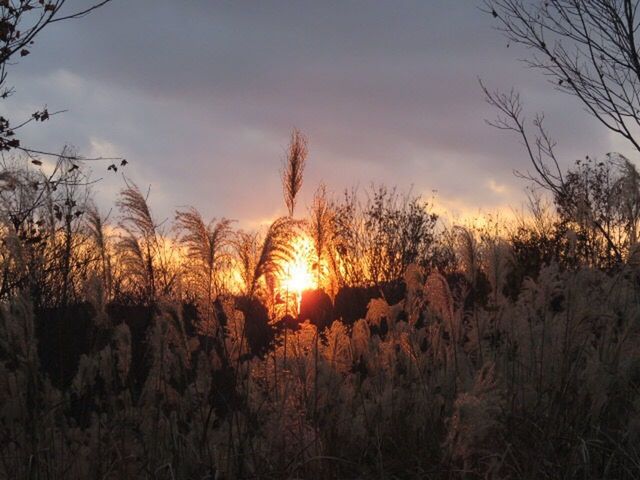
[0,1,619,224]
[488,179,509,195]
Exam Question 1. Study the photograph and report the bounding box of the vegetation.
[1,133,640,479]
[2,1,640,479]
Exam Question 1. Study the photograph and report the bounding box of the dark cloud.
[1,1,619,224]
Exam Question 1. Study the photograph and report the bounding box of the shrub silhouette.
[298,288,333,330]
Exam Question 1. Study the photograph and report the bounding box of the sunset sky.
[2,0,629,226]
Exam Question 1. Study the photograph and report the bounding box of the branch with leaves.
[0,0,121,168]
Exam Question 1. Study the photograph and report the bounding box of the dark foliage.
[298,288,334,330]
[234,295,275,357]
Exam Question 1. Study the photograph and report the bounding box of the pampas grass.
[1,257,640,478]
[281,129,308,218]
[1,158,640,478]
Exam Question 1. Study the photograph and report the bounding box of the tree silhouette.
[485,0,640,153]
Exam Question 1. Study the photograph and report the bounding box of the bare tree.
[480,81,628,263]
[50,146,91,307]
[482,0,640,263]
[0,148,95,305]
[0,1,122,304]
[485,0,640,153]
[331,188,368,286]
[364,185,438,284]
[281,128,308,217]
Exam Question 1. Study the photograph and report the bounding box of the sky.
[1,0,632,227]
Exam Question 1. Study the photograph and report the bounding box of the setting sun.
[283,261,315,295]
[280,234,317,296]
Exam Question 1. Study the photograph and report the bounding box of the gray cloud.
[2,0,620,224]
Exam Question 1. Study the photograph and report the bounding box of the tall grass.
[1,151,640,478]
[0,258,639,478]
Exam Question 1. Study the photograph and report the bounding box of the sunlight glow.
[283,261,315,295]
[281,234,317,296]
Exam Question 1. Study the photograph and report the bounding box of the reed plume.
[281,128,308,217]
